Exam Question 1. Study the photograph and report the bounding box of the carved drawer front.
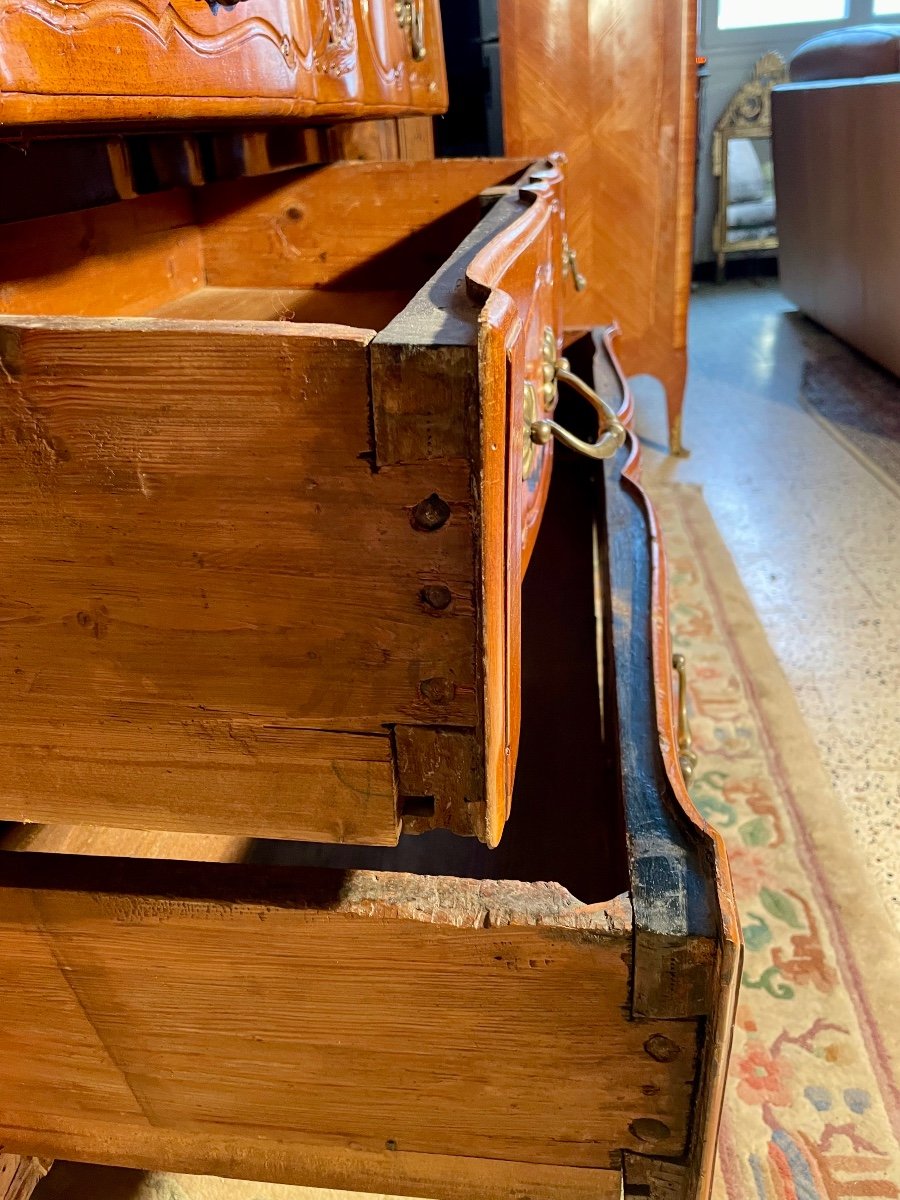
[352,0,446,112]
[0,432,738,1200]
[0,0,447,125]
[0,156,572,851]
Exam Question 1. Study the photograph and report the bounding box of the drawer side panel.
[0,318,477,840]
[0,857,697,1170]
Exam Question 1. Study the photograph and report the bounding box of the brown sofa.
[773,26,900,377]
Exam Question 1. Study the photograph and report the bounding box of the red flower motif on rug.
[737,1043,794,1107]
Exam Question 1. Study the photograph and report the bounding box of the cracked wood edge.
[0,1154,49,1200]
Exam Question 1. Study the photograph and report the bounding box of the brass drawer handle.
[672,653,699,785]
[530,362,626,462]
[562,234,587,292]
[395,0,426,60]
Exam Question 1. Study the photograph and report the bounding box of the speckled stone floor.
[637,277,900,932]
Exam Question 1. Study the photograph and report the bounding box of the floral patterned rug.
[653,483,900,1200]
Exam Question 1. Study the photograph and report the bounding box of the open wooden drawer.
[0,155,576,850]
[0,411,739,1200]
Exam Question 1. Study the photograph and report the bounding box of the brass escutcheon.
[522,380,540,480]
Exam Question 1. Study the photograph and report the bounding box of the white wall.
[694,0,885,263]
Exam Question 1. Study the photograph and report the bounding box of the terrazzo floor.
[637,277,900,931]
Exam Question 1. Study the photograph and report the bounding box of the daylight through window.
[717,0,847,29]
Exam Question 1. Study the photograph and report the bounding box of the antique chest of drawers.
[0,151,739,1199]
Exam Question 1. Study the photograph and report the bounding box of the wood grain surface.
[0,0,447,128]
[153,286,413,329]
[498,0,698,453]
[195,158,529,292]
[0,849,697,1177]
[0,159,527,319]
[0,317,476,841]
[0,192,205,317]
[12,1137,624,1200]
[0,1155,48,1200]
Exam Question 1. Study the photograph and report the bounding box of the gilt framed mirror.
[712,51,788,282]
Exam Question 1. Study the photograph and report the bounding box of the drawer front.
[0,0,447,124]
[467,159,567,843]
[355,0,446,111]
[0,0,302,104]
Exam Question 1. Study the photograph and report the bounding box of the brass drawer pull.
[562,234,587,292]
[530,362,626,462]
[672,652,698,785]
[395,0,426,60]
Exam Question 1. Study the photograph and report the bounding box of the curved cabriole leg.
[660,350,689,457]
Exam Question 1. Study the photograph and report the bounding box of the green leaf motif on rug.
[759,887,804,929]
[742,964,795,1000]
[743,912,773,951]
[695,793,737,826]
[696,769,728,792]
[740,816,772,846]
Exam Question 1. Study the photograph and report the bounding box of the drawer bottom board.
[1,1139,623,1200]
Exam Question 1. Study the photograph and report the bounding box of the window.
[717,0,847,29]
[873,0,900,13]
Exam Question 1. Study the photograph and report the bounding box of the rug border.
[666,482,900,1138]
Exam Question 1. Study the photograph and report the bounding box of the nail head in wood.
[643,1034,682,1063]
[629,1118,672,1144]
[419,676,456,705]
[421,583,452,610]
[411,493,451,532]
